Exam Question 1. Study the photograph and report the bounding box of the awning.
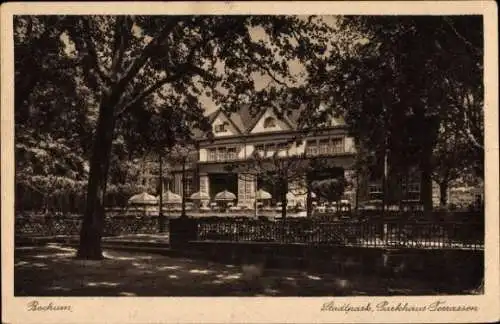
[128,192,158,205]
[159,190,182,204]
[214,190,237,201]
[190,191,210,200]
[255,189,272,200]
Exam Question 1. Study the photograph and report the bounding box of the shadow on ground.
[14,244,480,296]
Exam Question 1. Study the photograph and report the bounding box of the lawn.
[14,244,481,297]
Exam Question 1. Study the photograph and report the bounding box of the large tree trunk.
[439,181,448,207]
[76,96,116,260]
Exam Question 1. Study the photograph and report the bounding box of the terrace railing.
[196,218,484,250]
[15,214,161,237]
[15,211,484,251]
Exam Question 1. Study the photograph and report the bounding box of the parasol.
[255,189,272,200]
[128,192,158,205]
[159,190,182,204]
[214,190,237,201]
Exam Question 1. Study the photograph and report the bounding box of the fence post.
[169,217,198,249]
[383,222,388,245]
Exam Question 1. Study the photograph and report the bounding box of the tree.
[299,15,483,212]
[15,133,89,213]
[14,16,98,215]
[32,15,331,259]
[311,177,346,206]
[227,141,325,219]
[431,121,474,207]
[163,143,198,218]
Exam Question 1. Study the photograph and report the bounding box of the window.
[277,142,288,150]
[214,122,227,133]
[217,147,227,161]
[263,117,276,128]
[245,178,253,196]
[304,138,345,156]
[207,147,238,162]
[254,145,264,157]
[277,142,289,156]
[227,147,237,160]
[306,140,318,156]
[331,138,344,154]
[208,148,217,161]
[183,174,194,196]
[369,183,383,200]
[265,144,276,157]
[402,182,420,201]
[319,139,329,155]
[253,143,288,158]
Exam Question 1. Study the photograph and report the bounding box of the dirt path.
[14,244,477,296]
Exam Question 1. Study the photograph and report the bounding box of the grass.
[14,244,481,297]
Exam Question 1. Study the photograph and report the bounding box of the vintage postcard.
[1,1,499,323]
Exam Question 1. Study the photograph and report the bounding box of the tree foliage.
[299,15,483,209]
[311,177,346,203]
[316,15,482,160]
[431,120,477,206]
[15,15,334,258]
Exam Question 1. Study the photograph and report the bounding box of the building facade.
[160,105,440,211]
[167,105,359,208]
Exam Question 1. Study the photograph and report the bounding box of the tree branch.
[462,105,484,151]
[443,17,482,55]
[81,17,112,84]
[116,68,186,117]
[242,49,289,86]
[118,18,182,90]
[117,31,218,117]
[110,16,132,79]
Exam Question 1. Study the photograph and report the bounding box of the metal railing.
[196,218,484,250]
[15,211,484,251]
[15,214,162,237]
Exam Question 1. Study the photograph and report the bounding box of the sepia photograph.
[2,1,499,323]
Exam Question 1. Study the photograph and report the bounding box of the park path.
[15,243,476,296]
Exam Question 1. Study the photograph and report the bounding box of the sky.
[200,15,340,115]
[59,15,342,116]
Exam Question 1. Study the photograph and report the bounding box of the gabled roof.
[228,104,303,134]
[193,103,341,139]
[229,104,261,133]
[209,109,243,134]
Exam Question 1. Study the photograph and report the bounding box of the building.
[160,105,439,212]
[165,105,358,209]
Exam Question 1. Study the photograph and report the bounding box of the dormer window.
[214,122,228,133]
[263,117,276,128]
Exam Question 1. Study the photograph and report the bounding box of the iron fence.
[196,218,484,250]
[15,214,162,237]
[15,211,484,251]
